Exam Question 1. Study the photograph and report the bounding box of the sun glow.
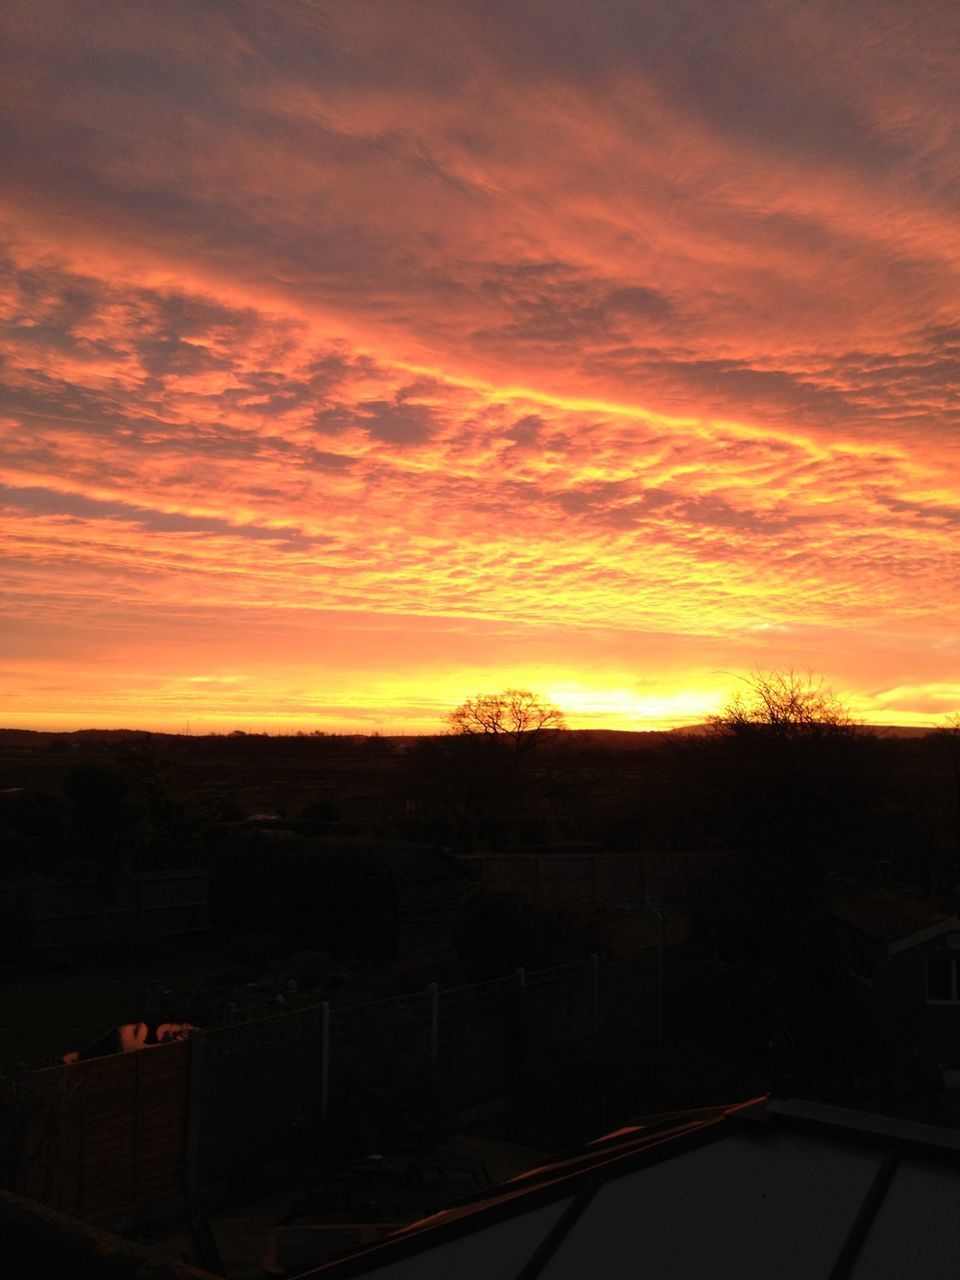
[542,683,728,730]
[2,2,958,734]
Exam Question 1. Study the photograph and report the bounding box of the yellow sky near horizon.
[1,1,959,734]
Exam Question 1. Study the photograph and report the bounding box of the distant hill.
[0,722,940,748]
[668,722,936,739]
[0,727,155,745]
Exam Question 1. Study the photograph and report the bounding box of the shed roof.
[831,892,959,949]
[297,1097,960,1280]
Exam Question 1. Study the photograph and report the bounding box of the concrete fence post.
[185,1031,204,1209]
[514,965,527,1027]
[512,966,529,1075]
[319,1002,331,1128]
[427,983,439,1095]
[589,952,600,1034]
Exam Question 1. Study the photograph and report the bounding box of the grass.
[0,936,220,1070]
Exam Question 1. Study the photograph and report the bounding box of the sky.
[1,0,958,733]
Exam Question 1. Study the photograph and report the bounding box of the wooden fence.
[2,950,675,1222]
[193,963,596,1188]
[456,850,724,909]
[0,870,213,951]
[12,1040,191,1223]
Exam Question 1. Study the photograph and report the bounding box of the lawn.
[0,937,220,1070]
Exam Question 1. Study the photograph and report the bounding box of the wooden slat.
[18,1039,190,1221]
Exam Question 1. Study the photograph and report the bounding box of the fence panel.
[600,946,690,1041]
[0,870,213,951]
[197,1006,325,1186]
[329,992,432,1113]
[437,976,521,1108]
[0,953,677,1220]
[15,1040,189,1222]
[525,960,595,1047]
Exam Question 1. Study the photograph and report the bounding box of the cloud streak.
[0,0,958,728]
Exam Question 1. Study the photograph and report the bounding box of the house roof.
[296,1096,960,1279]
[831,892,960,950]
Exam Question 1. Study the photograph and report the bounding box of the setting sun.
[1,1,958,733]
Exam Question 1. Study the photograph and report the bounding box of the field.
[0,937,220,1070]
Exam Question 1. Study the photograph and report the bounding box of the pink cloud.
[0,1,958,728]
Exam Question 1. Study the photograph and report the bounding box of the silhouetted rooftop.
[831,892,959,948]
[297,1096,960,1279]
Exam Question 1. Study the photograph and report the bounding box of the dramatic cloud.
[0,0,958,730]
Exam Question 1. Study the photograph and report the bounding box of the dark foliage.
[455,890,610,978]
[207,830,397,959]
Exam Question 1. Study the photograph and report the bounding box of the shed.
[831,892,960,1064]
[377,846,472,958]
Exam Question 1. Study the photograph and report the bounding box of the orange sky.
[1,1,958,733]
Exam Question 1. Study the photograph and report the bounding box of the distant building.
[455,846,724,913]
[378,846,472,958]
[832,892,960,1067]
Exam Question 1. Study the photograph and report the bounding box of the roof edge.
[765,1096,960,1154]
[296,1113,735,1277]
[888,915,960,955]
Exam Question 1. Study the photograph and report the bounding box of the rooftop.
[831,891,958,948]
[298,1096,960,1279]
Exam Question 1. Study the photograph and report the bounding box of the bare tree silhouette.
[711,667,854,738]
[448,689,566,750]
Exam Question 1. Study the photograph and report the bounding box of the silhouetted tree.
[448,689,566,748]
[404,691,568,848]
[208,830,395,958]
[61,762,133,880]
[710,667,852,738]
[934,715,960,872]
[0,789,65,879]
[59,744,201,880]
[456,890,610,978]
[699,668,873,973]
